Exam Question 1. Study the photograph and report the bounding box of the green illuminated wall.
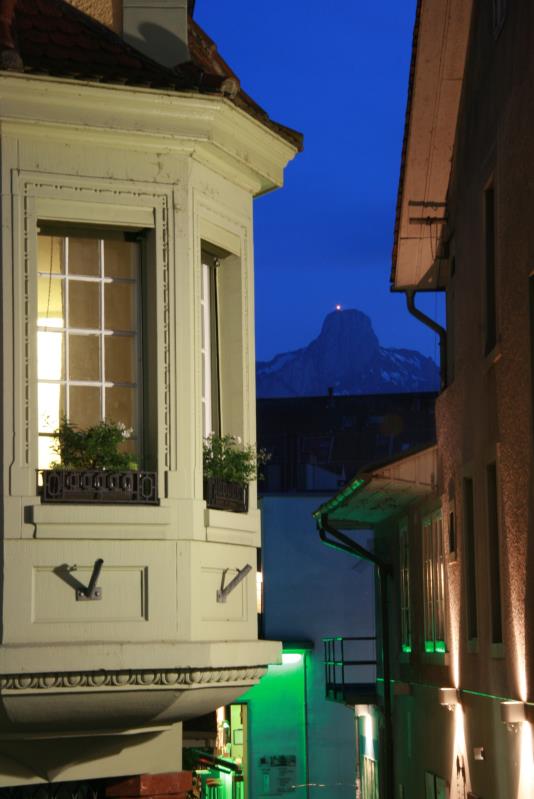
[238,655,307,798]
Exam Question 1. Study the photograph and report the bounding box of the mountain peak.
[257,309,439,398]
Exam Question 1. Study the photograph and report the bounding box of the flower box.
[204,477,248,513]
[41,469,158,504]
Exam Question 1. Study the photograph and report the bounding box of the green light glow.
[281,653,303,665]
[435,641,446,653]
[313,478,366,519]
[401,644,412,653]
[424,641,435,653]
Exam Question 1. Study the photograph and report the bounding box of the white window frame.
[422,511,446,654]
[399,520,411,654]
[37,232,142,468]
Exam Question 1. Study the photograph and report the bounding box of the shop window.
[399,521,412,653]
[37,230,142,469]
[422,512,446,653]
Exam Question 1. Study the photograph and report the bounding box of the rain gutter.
[316,512,394,799]
[405,289,447,390]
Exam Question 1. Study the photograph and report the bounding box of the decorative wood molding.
[10,172,174,497]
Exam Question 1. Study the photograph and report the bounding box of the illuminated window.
[362,755,379,799]
[422,512,446,654]
[201,250,221,438]
[37,232,141,469]
[200,243,245,446]
[399,521,412,654]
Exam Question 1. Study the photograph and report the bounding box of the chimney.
[122,0,189,68]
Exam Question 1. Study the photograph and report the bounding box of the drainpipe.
[318,514,394,799]
[405,289,447,391]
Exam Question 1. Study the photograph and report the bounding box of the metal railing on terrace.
[323,636,378,706]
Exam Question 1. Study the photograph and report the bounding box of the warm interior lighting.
[256,571,263,615]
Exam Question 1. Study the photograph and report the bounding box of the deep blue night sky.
[196,1,444,363]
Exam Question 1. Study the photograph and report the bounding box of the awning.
[313,445,438,528]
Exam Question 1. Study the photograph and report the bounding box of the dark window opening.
[463,478,478,640]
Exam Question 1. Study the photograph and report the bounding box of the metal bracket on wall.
[76,558,104,601]
[217,564,252,603]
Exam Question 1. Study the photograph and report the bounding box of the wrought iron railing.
[323,636,377,702]
[41,469,158,504]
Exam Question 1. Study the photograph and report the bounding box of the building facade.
[317,0,534,797]
[0,0,300,788]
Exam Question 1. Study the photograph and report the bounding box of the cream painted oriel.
[0,67,298,785]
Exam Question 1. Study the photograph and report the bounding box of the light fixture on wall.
[440,687,460,711]
[500,700,527,730]
[473,746,485,761]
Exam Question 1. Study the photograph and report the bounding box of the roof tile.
[7,0,302,151]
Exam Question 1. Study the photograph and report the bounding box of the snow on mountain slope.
[257,309,439,397]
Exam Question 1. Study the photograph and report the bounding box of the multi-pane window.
[422,512,446,653]
[201,250,221,438]
[362,756,379,799]
[399,521,412,653]
[37,232,141,469]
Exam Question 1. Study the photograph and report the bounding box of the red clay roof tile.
[6,0,303,151]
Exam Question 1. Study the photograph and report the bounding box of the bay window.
[201,249,221,439]
[37,230,141,470]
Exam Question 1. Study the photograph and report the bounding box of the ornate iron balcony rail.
[41,469,158,504]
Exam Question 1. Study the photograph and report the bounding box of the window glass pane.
[104,239,137,279]
[39,435,58,471]
[69,334,100,381]
[69,281,100,329]
[37,277,64,327]
[38,383,64,432]
[105,283,135,331]
[37,331,64,380]
[69,386,101,429]
[38,236,64,274]
[106,386,135,429]
[68,238,100,276]
[105,336,136,384]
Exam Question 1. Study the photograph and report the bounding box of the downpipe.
[405,289,447,391]
[318,514,394,799]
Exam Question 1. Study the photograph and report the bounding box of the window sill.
[491,642,505,659]
[422,651,449,666]
[205,506,260,546]
[467,637,479,654]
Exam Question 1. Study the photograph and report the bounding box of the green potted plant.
[203,434,270,513]
[41,418,157,504]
